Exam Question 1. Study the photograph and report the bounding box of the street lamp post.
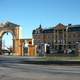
[66,26,68,50]
[76,42,80,56]
[0,37,2,55]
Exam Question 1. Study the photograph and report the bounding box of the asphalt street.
[0,56,80,80]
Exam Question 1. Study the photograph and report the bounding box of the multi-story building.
[32,23,80,55]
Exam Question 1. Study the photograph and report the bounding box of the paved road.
[0,56,80,80]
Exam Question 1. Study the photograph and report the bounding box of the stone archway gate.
[0,21,22,56]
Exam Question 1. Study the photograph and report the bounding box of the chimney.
[68,24,71,26]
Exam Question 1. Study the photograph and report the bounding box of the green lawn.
[43,56,80,61]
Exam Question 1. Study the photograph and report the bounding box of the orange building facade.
[32,24,80,56]
[15,39,37,56]
[0,21,37,56]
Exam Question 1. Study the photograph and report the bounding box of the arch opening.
[1,32,13,55]
[0,22,21,56]
[23,43,28,56]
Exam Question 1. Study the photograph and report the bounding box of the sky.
[0,0,80,47]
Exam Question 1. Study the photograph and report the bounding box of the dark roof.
[32,24,80,34]
[69,25,80,27]
[43,28,54,33]
[5,22,20,27]
[68,25,80,32]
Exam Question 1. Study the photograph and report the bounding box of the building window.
[73,33,76,37]
[29,41,32,44]
[73,45,75,48]
[78,34,80,37]
[68,34,71,38]
[68,42,71,44]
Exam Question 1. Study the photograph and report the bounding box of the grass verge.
[43,56,80,61]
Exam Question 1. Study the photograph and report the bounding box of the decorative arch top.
[0,21,20,28]
[0,21,20,39]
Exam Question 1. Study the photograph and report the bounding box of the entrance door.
[58,45,64,53]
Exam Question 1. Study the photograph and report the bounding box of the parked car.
[50,49,57,54]
[1,49,10,55]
